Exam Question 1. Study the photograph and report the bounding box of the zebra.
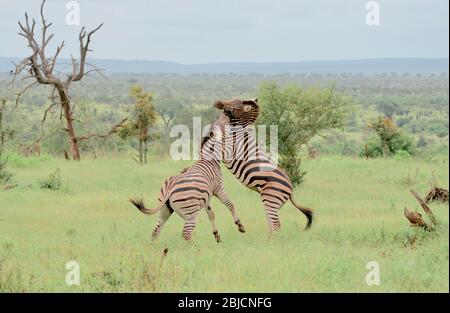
[130,118,245,242]
[212,98,314,235]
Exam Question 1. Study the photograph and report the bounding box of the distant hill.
[0,57,447,75]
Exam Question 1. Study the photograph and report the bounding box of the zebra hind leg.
[182,210,200,241]
[152,203,173,240]
[206,206,222,243]
[260,192,283,237]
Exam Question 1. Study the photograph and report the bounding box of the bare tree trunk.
[144,139,148,164]
[57,86,80,160]
[138,139,143,164]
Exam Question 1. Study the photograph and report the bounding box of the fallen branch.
[2,184,18,190]
[404,207,430,230]
[425,187,449,204]
[410,189,437,227]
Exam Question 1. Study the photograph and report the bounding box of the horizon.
[1,56,448,75]
[0,56,448,65]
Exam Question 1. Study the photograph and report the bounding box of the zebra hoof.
[235,220,246,233]
[213,231,222,242]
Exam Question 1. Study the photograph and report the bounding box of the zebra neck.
[199,140,223,168]
[223,124,267,166]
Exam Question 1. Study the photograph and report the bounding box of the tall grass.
[0,155,448,292]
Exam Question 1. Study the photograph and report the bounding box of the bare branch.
[85,62,108,80]
[14,80,39,109]
[410,189,437,226]
[12,0,103,161]
[67,23,103,84]
[15,0,60,87]
[84,68,105,76]
[77,118,127,142]
[42,101,59,127]
[50,41,64,73]
[23,98,60,151]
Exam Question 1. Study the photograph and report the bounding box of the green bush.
[39,168,63,191]
[360,136,384,158]
[0,159,12,184]
[389,133,416,155]
[427,122,449,138]
[258,82,352,186]
[5,152,52,168]
[362,116,416,158]
[393,150,412,160]
[361,135,415,159]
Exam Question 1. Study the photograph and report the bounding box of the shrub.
[0,159,12,184]
[39,168,63,191]
[389,133,416,155]
[362,116,416,158]
[258,82,353,186]
[360,136,384,158]
[5,152,52,168]
[394,150,412,160]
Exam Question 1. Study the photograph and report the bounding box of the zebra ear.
[214,100,224,109]
[243,105,252,112]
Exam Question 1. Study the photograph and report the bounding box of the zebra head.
[213,98,260,126]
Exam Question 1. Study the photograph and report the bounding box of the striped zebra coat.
[213,98,314,234]
[130,119,245,242]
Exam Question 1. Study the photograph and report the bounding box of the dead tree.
[13,0,124,160]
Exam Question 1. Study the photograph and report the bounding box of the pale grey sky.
[0,0,448,63]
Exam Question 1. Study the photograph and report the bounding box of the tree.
[258,82,352,186]
[364,116,415,157]
[119,86,158,164]
[376,99,407,118]
[155,92,183,133]
[13,0,125,160]
[368,116,398,156]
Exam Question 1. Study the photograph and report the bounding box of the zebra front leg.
[152,204,173,240]
[206,206,222,243]
[214,189,246,233]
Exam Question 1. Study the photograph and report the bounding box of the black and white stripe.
[214,98,314,234]
[131,124,245,242]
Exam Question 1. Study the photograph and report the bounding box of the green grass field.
[0,155,448,292]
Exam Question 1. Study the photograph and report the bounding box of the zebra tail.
[290,196,314,230]
[129,198,162,215]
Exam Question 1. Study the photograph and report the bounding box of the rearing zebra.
[213,98,314,234]
[130,118,245,242]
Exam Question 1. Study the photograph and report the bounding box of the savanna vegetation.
[0,70,448,292]
[0,155,448,292]
[1,72,447,163]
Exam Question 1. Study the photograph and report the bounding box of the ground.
[0,155,448,292]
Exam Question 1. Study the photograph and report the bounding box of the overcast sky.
[0,0,448,63]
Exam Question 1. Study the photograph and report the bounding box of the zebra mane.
[201,114,228,149]
[200,128,213,149]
